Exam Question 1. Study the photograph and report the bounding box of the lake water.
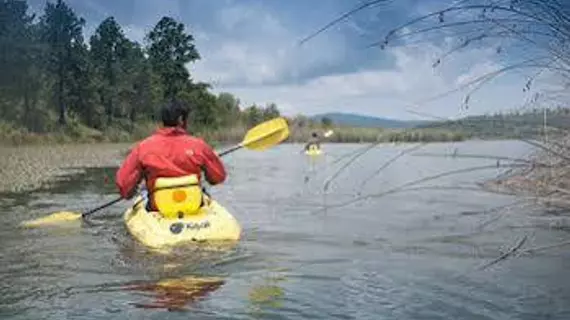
[1,141,569,319]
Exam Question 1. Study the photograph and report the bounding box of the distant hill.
[311,112,429,128]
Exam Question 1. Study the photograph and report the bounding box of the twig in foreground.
[517,240,570,255]
[521,138,570,162]
[314,163,540,214]
[330,142,379,165]
[359,143,427,193]
[324,142,380,192]
[476,234,529,271]
[411,152,545,165]
[298,0,392,45]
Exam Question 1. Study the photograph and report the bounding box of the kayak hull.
[123,195,241,249]
[305,148,322,156]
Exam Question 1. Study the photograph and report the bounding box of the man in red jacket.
[115,101,226,211]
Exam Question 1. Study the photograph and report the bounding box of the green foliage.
[216,92,241,127]
[0,0,289,145]
[321,116,333,128]
[286,117,466,143]
[0,0,43,127]
[243,105,263,127]
[89,16,129,126]
[263,103,280,120]
[183,87,219,130]
[147,16,200,100]
[40,0,86,125]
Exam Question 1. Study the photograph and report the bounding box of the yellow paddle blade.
[241,117,290,151]
[19,211,82,228]
[155,275,225,289]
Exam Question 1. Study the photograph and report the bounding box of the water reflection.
[73,275,226,312]
[123,275,225,311]
[247,273,287,318]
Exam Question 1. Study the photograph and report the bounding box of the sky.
[27,0,557,120]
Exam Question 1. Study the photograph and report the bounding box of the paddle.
[20,117,290,228]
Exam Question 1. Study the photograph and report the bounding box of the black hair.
[161,100,189,127]
[312,132,318,138]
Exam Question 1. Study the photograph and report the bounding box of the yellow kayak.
[123,195,241,249]
[305,145,322,156]
[305,149,322,156]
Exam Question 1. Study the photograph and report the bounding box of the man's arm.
[116,145,143,199]
[199,141,227,185]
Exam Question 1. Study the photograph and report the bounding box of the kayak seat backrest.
[153,175,202,219]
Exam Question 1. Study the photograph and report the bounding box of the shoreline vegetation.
[3,107,568,146]
[0,119,469,146]
[481,133,570,210]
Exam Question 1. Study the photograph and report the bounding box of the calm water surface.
[1,141,569,319]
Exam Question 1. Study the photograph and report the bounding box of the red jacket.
[115,127,227,201]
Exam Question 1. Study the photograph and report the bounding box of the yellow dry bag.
[152,175,203,219]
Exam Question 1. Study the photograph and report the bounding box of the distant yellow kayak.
[305,144,322,156]
[124,195,241,249]
[305,148,322,156]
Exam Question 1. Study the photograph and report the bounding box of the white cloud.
[190,2,347,87]
[188,1,535,119]
[219,43,534,119]
[454,61,500,87]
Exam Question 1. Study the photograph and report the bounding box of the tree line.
[0,0,281,138]
[418,107,570,139]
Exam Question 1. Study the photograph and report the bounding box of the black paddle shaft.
[82,197,123,217]
[217,144,243,157]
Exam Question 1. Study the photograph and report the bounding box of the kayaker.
[115,101,227,212]
[304,132,321,151]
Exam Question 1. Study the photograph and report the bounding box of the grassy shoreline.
[0,121,468,146]
[480,133,570,210]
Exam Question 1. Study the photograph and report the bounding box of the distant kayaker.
[304,132,321,151]
[115,101,226,211]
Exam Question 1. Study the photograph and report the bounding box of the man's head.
[161,101,189,128]
[312,132,318,138]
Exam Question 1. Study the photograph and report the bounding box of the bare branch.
[476,234,529,270]
[331,142,380,165]
[324,142,381,192]
[384,5,546,46]
[358,143,428,193]
[521,138,570,162]
[518,240,570,255]
[372,18,540,47]
[405,56,552,111]
[298,0,393,46]
[313,162,549,214]
[411,152,547,165]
